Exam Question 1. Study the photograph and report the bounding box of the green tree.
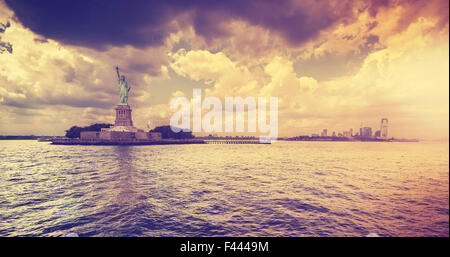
[149,125,194,139]
[65,123,112,138]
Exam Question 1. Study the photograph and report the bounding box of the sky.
[0,0,448,140]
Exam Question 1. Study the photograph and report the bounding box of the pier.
[205,140,270,144]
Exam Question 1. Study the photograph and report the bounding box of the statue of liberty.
[116,66,131,105]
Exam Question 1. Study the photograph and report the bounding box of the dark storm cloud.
[5,0,184,49]
[5,0,362,49]
[6,0,449,49]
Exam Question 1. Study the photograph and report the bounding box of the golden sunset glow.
[0,1,448,240]
[0,0,448,140]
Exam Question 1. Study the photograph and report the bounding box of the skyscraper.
[361,127,373,137]
[380,118,388,138]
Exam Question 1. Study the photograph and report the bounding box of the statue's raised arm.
[116,66,121,80]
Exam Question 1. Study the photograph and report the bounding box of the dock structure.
[51,138,272,145]
[204,140,270,144]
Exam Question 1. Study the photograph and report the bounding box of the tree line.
[65,124,112,138]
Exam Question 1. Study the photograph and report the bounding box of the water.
[0,140,448,237]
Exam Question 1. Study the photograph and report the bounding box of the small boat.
[37,137,53,142]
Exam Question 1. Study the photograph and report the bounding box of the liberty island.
[51,67,204,145]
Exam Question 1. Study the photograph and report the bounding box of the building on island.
[80,104,161,142]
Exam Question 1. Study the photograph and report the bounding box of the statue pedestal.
[114,105,133,127]
[79,102,163,142]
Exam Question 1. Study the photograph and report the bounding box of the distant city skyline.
[0,0,448,140]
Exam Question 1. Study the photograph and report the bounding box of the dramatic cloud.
[0,0,448,139]
[5,0,183,49]
[3,0,398,49]
[168,15,449,139]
